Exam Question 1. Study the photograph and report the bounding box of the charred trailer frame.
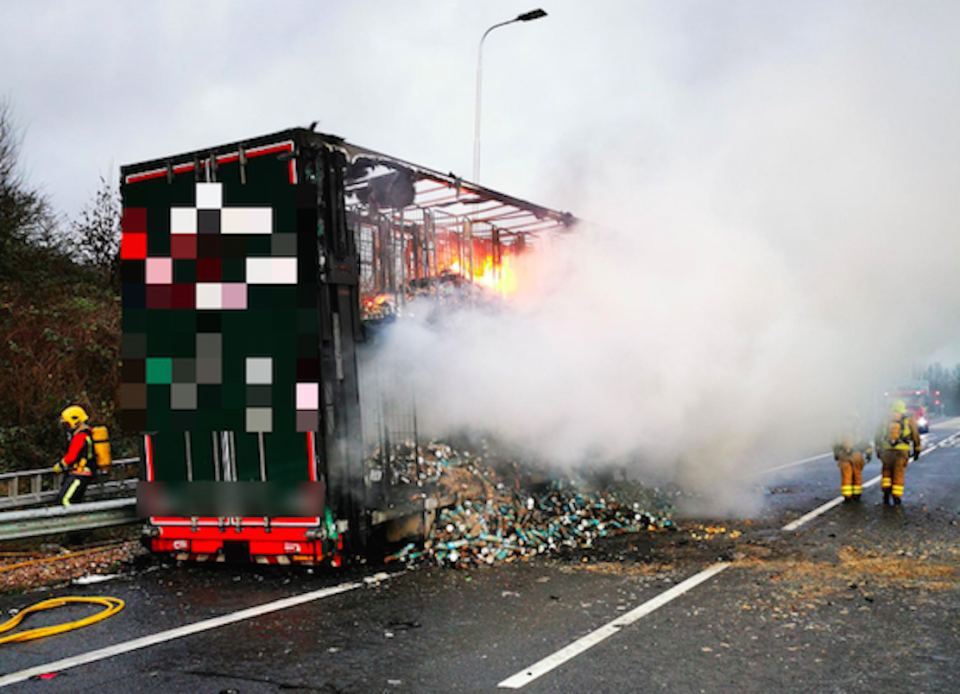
[121,128,574,565]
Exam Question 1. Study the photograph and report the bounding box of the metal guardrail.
[0,457,140,511]
[0,498,138,541]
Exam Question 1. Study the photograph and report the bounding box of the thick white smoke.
[371,2,960,504]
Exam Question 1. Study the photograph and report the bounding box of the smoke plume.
[372,3,960,508]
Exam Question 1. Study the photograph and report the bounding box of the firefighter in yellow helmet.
[54,405,95,506]
[874,400,921,506]
[833,413,872,502]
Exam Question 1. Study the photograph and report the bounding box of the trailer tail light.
[292,555,314,562]
[152,539,187,552]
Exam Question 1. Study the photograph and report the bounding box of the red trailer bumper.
[146,519,342,566]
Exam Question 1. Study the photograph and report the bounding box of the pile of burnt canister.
[383,441,673,567]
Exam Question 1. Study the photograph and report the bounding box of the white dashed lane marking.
[498,563,729,689]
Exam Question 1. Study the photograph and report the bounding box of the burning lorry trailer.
[122,127,575,566]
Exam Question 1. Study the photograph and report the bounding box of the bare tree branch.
[71,174,121,289]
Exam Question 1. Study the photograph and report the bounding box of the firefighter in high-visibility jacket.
[875,400,921,506]
[833,414,872,502]
[54,405,95,506]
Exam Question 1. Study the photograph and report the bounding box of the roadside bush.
[0,266,121,471]
[0,99,123,472]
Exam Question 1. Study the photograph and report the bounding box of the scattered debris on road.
[732,542,959,623]
[0,540,143,594]
[383,440,674,568]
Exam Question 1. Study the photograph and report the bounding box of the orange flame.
[474,254,518,296]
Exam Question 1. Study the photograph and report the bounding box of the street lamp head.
[474,8,548,183]
[517,9,547,22]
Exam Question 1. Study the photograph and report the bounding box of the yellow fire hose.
[0,596,124,644]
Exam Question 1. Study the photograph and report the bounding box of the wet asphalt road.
[1,421,957,693]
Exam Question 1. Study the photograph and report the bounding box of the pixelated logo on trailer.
[121,180,320,434]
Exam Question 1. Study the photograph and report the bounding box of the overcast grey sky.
[4,1,960,370]
[5,0,573,215]
[3,0,925,216]
[4,1,954,206]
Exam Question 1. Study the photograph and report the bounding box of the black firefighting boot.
[882,489,891,506]
[892,496,902,506]
[852,494,861,502]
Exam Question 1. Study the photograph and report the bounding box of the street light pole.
[472,8,547,184]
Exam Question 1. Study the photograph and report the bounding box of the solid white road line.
[751,417,960,479]
[497,562,729,689]
[781,488,872,531]
[782,429,960,532]
[930,416,960,430]
[747,452,832,477]
[0,578,372,688]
